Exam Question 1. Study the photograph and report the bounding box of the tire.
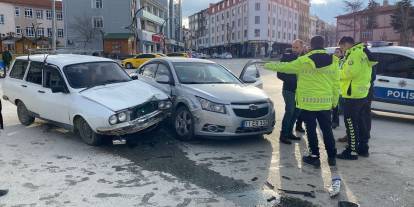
[174,106,195,141]
[75,117,103,146]
[17,101,35,126]
[125,63,133,69]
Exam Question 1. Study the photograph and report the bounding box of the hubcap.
[175,110,192,136]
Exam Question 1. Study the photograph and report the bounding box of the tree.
[71,14,98,48]
[391,0,414,46]
[343,0,364,39]
[366,0,380,40]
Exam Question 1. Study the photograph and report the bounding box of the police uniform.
[265,49,340,163]
[338,43,377,159]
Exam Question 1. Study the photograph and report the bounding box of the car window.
[9,60,28,79]
[374,53,414,79]
[136,54,145,58]
[173,62,240,84]
[140,63,158,78]
[138,54,154,58]
[155,64,171,79]
[26,61,43,85]
[43,65,66,89]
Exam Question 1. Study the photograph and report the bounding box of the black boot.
[358,147,370,157]
[337,148,358,160]
[302,155,321,168]
[295,125,305,133]
[288,134,301,141]
[328,157,336,166]
[280,136,292,145]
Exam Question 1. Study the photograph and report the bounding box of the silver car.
[133,58,275,140]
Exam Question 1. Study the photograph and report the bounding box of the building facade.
[336,2,414,46]
[0,0,65,53]
[140,0,169,53]
[310,15,336,47]
[188,0,310,57]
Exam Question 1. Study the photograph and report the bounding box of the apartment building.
[140,0,169,53]
[189,0,310,57]
[0,0,64,53]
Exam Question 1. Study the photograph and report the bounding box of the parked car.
[211,53,220,58]
[121,53,164,69]
[133,58,275,140]
[167,52,189,58]
[2,54,172,145]
[220,52,233,59]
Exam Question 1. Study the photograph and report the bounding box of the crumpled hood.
[80,81,168,111]
[182,84,269,104]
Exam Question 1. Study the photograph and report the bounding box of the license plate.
[243,120,269,128]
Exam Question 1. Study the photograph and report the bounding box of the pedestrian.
[1,48,12,70]
[276,40,305,144]
[264,36,340,167]
[336,37,377,160]
[332,48,344,129]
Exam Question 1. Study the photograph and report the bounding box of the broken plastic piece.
[282,176,291,180]
[329,176,341,198]
[112,137,126,145]
[0,189,8,197]
[267,196,276,202]
[251,177,258,181]
[278,189,316,198]
[264,181,275,189]
[338,201,359,207]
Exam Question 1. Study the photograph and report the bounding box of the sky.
[181,0,398,27]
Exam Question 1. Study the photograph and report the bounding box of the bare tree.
[366,0,380,40]
[71,15,98,48]
[343,0,364,39]
[391,0,414,46]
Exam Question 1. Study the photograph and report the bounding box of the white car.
[220,52,233,59]
[2,54,172,145]
[369,46,414,115]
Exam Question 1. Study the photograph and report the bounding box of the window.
[43,66,66,89]
[16,26,22,35]
[272,30,275,38]
[46,10,52,20]
[254,29,260,37]
[10,60,28,80]
[56,11,63,21]
[37,27,44,37]
[238,19,241,27]
[140,63,158,78]
[137,54,155,58]
[244,30,247,38]
[26,62,43,85]
[155,64,172,81]
[93,0,103,8]
[36,10,43,19]
[255,16,260,24]
[374,53,414,79]
[93,16,104,28]
[272,18,276,25]
[57,29,64,38]
[25,27,34,37]
[278,31,281,39]
[0,15,4,24]
[255,3,260,11]
[25,8,33,18]
[15,7,20,16]
[244,17,248,25]
[47,28,52,37]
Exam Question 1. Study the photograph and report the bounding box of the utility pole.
[51,0,56,53]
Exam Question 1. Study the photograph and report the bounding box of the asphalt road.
[1,59,414,207]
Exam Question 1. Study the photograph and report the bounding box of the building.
[167,0,184,52]
[336,1,414,46]
[188,0,310,58]
[0,0,65,53]
[298,0,310,43]
[310,15,337,46]
[309,15,317,38]
[188,9,208,51]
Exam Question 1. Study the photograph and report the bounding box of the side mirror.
[156,75,171,84]
[131,74,138,80]
[51,85,67,93]
[243,75,258,83]
[240,65,260,83]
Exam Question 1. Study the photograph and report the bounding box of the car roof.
[15,54,115,68]
[369,46,414,59]
[154,57,215,63]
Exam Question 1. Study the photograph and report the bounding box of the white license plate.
[243,120,269,128]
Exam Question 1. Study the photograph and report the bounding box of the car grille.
[233,107,269,118]
[130,101,158,120]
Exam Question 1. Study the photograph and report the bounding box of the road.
[1,59,414,207]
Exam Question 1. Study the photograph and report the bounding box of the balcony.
[142,10,165,25]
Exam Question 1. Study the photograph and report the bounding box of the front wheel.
[174,106,195,141]
[75,118,103,146]
[17,101,35,126]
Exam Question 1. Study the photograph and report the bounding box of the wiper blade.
[80,85,98,92]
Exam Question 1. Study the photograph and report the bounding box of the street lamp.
[125,6,148,53]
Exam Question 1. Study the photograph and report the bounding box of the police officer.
[337,37,377,160]
[265,36,340,167]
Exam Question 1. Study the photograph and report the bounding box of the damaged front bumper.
[96,110,167,136]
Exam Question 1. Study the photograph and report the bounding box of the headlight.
[109,115,118,125]
[197,97,226,114]
[158,100,172,110]
[117,112,127,122]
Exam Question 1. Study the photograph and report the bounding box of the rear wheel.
[125,63,133,69]
[174,106,195,141]
[17,101,35,126]
[75,118,103,146]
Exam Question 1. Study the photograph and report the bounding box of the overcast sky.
[182,0,397,27]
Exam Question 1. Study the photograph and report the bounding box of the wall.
[0,2,15,36]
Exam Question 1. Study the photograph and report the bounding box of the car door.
[138,62,158,83]
[372,52,414,114]
[4,60,29,104]
[153,62,173,95]
[36,65,71,124]
[23,61,44,114]
[239,61,263,89]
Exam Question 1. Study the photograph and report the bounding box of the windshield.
[173,62,240,84]
[63,62,131,89]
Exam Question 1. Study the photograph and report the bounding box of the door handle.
[38,90,45,94]
[21,85,27,88]
[378,79,390,83]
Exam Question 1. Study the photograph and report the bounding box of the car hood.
[80,81,168,111]
[182,84,269,104]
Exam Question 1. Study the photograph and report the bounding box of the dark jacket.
[277,52,298,92]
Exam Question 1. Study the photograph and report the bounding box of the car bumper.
[96,110,167,136]
[192,109,276,137]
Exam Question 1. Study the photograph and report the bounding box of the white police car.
[370,46,414,115]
